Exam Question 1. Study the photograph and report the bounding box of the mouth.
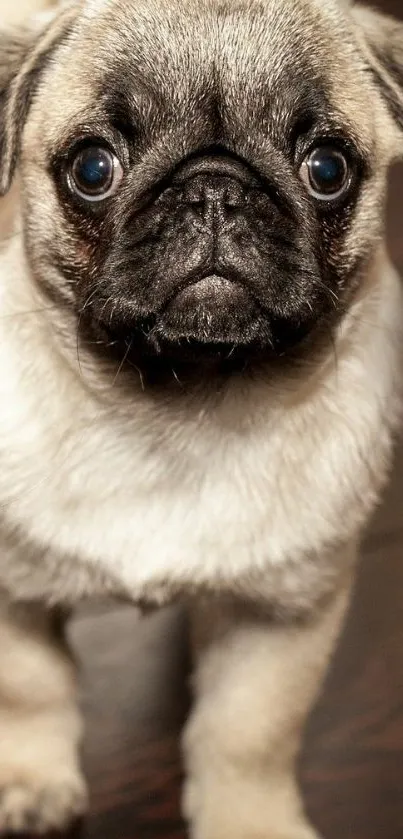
[161,273,265,334]
[92,271,274,366]
[168,273,242,305]
[87,267,324,378]
[138,273,274,361]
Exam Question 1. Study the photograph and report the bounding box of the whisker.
[127,360,146,391]
[111,339,133,388]
[171,367,184,387]
[225,343,237,360]
[81,288,100,312]
[310,278,339,307]
[98,295,115,321]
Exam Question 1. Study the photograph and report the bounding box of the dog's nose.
[181,174,246,223]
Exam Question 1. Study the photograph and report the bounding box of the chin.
[84,300,324,387]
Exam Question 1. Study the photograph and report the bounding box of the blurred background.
[2,1,403,838]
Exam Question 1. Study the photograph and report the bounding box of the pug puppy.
[0,0,402,835]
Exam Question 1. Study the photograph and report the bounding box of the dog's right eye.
[69,146,123,202]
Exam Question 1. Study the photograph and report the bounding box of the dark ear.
[352,5,403,138]
[0,7,75,196]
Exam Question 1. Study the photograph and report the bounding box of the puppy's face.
[2,0,403,378]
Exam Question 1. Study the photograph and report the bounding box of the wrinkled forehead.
[79,0,357,101]
[29,0,376,157]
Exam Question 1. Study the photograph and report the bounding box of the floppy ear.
[352,5,403,139]
[0,6,75,196]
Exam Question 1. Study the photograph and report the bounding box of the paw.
[188,823,321,839]
[182,778,321,839]
[188,824,321,839]
[0,774,88,834]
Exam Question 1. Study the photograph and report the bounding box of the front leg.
[183,583,350,839]
[0,600,87,834]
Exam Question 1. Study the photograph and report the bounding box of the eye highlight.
[69,145,124,202]
[300,146,350,202]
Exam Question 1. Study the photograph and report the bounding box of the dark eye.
[69,146,123,201]
[300,146,350,201]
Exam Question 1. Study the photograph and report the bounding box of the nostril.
[223,183,245,209]
[182,182,206,214]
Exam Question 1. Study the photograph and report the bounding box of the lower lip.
[170,274,244,306]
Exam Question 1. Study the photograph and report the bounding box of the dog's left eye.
[300,146,350,201]
[69,146,123,201]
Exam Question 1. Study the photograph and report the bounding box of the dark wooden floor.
[35,2,403,838]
